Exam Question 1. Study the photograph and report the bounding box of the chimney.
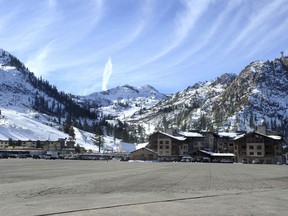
[256,126,266,135]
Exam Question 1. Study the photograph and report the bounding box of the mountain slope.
[135,55,288,135]
[81,84,167,119]
[0,49,98,149]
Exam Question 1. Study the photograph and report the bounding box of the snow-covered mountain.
[81,84,167,119]
[2,47,288,150]
[135,55,288,136]
[0,48,159,151]
[0,49,102,151]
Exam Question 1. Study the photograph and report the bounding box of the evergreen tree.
[91,134,104,152]
[63,113,72,134]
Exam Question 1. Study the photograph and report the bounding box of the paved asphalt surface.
[0,159,287,216]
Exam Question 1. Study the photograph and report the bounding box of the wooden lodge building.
[0,138,76,155]
[147,127,284,164]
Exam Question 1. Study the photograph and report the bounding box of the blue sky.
[1,0,288,95]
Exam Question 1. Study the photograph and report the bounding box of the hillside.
[1,47,288,147]
[80,84,166,119]
[134,55,288,136]
[0,48,158,150]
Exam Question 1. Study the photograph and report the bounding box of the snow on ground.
[135,142,148,150]
[0,108,67,140]
[0,107,136,152]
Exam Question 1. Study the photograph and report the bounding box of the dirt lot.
[0,159,287,216]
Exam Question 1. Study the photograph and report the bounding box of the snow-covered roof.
[136,142,148,150]
[200,150,235,157]
[157,131,186,141]
[178,131,204,138]
[266,135,282,140]
[217,132,238,138]
[130,147,156,154]
[234,134,246,140]
[234,132,282,141]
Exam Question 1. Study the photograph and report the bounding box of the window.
[165,145,169,149]
[257,152,262,156]
[257,145,262,150]
[249,152,254,155]
[159,141,163,144]
[165,141,169,144]
[249,145,254,150]
[159,146,163,149]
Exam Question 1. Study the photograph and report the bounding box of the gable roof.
[130,147,157,154]
[200,150,235,157]
[177,131,204,138]
[154,131,186,141]
[234,131,282,141]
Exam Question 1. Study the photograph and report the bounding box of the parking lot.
[0,159,287,216]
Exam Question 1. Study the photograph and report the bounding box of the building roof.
[200,150,235,157]
[217,132,239,138]
[234,131,282,141]
[177,131,204,138]
[156,131,186,141]
[130,147,157,154]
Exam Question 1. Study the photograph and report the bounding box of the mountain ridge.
[133,56,288,136]
[1,48,288,147]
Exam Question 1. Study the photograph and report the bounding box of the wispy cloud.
[158,0,241,70]
[225,0,286,53]
[154,0,210,59]
[127,0,211,70]
[102,57,113,91]
[1,0,288,95]
[26,40,56,76]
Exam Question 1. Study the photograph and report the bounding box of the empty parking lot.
[0,159,287,216]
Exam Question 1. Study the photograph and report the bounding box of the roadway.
[0,159,287,216]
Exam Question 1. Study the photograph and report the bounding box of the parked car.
[181,156,195,162]
[203,157,211,163]
[32,155,41,159]
[220,158,233,163]
[242,159,248,164]
[252,159,261,164]
[9,154,18,158]
[18,154,27,159]
[0,153,9,159]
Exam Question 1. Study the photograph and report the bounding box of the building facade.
[130,147,157,160]
[234,131,283,164]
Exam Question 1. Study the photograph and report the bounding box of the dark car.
[0,153,9,159]
[252,159,261,164]
[9,154,18,158]
[32,155,41,159]
[18,154,27,159]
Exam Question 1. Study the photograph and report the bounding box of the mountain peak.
[0,48,26,71]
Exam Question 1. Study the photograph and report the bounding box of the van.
[181,156,195,162]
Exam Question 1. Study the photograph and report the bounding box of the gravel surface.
[0,159,287,216]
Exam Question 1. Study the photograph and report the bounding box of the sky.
[1,0,288,96]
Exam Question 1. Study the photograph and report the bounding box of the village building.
[176,131,206,154]
[147,131,186,161]
[147,127,283,164]
[234,127,283,164]
[215,132,237,153]
[130,147,157,161]
[0,138,75,155]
